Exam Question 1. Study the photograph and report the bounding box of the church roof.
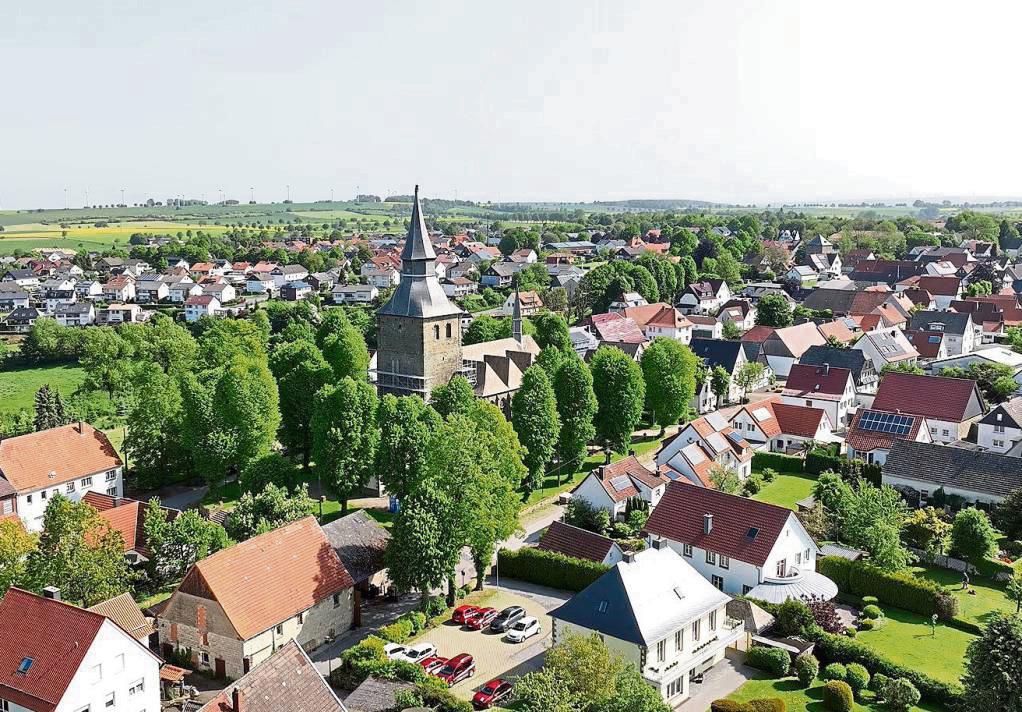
[400,184,436,262]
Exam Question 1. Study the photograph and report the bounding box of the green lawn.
[854,606,973,684]
[729,676,946,711]
[912,565,1016,627]
[0,364,88,414]
[751,470,816,510]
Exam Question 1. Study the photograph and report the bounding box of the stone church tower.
[375,186,464,398]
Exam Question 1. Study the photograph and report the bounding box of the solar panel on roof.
[752,407,772,422]
[609,475,632,492]
[857,410,913,436]
[726,431,744,445]
[707,433,728,451]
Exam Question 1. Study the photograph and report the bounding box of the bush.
[822,680,854,712]
[497,547,610,592]
[858,618,879,631]
[747,646,790,678]
[844,626,857,637]
[563,497,611,535]
[775,599,815,637]
[417,676,474,712]
[421,596,446,619]
[610,521,635,539]
[817,555,958,619]
[743,473,764,495]
[845,663,870,697]
[378,617,414,643]
[861,595,878,606]
[794,653,819,687]
[405,610,427,634]
[746,700,786,712]
[822,663,847,681]
[761,467,778,482]
[886,678,921,711]
[751,452,803,473]
[871,672,891,697]
[861,604,882,620]
[805,448,844,475]
[711,701,750,712]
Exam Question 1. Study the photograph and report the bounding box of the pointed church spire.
[512,279,523,343]
[401,184,436,262]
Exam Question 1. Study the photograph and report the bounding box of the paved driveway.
[408,589,552,699]
[674,650,755,711]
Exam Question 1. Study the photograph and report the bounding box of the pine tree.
[33,384,56,431]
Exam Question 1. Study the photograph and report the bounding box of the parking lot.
[408,589,554,699]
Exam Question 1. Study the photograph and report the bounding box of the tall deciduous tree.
[311,377,379,514]
[430,375,476,418]
[376,395,442,501]
[512,366,561,498]
[226,483,315,540]
[640,338,698,434]
[270,339,333,467]
[755,293,794,328]
[0,518,36,594]
[317,308,370,381]
[209,354,281,478]
[387,478,462,605]
[710,365,731,407]
[143,501,231,586]
[533,312,572,352]
[25,495,133,606]
[734,361,766,402]
[125,365,186,489]
[951,507,998,565]
[590,347,645,454]
[553,354,598,475]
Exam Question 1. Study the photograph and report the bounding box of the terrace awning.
[747,570,838,604]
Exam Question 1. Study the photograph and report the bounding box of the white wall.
[17,467,123,531]
[977,422,1022,453]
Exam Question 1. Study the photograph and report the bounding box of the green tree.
[709,465,742,494]
[226,483,315,540]
[839,481,911,570]
[950,507,998,565]
[270,339,333,467]
[25,495,133,606]
[387,478,462,604]
[311,378,379,514]
[881,361,925,375]
[992,488,1022,541]
[0,518,36,593]
[375,395,442,501]
[1006,572,1022,614]
[430,375,476,418]
[533,312,572,351]
[962,614,1022,712]
[208,354,281,479]
[998,219,1020,251]
[755,293,794,328]
[553,355,598,475]
[317,308,370,381]
[125,365,187,489]
[902,506,951,555]
[640,338,698,434]
[239,451,298,493]
[512,366,561,497]
[143,501,231,586]
[536,346,567,380]
[710,365,731,407]
[590,347,645,453]
[721,320,741,340]
[734,361,766,403]
[33,384,65,431]
[940,363,1018,403]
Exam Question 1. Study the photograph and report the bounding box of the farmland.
[0,364,89,414]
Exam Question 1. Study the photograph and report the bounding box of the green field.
[729,675,946,712]
[0,221,235,255]
[751,471,816,510]
[855,606,973,684]
[0,364,88,414]
[913,565,1015,627]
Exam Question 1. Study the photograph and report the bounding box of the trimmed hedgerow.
[746,699,786,712]
[751,451,803,473]
[497,546,610,592]
[746,646,791,677]
[817,556,958,620]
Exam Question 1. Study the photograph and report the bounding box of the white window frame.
[705,550,716,565]
[682,543,692,557]
[66,481,76,493]
[81,476,92,487]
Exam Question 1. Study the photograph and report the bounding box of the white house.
[882,440,1022,505]
[781,363,858,429]
[570,456,666,521]
[728,397,837,453]
[75,279,104,300]
[645,482,835,602]
[655,412,754,485]
[184,294,221,322]
[976,398,1022,455]
[846,408,932,465]
[550,546,742,705]
[0,587,162,712]
[621,303,694,343]
[54,302,96,327]
[167,279,204,303]
[246,273,279,296]
[852,327,920,372]
[136,279,170,303]
[907,311,975,356]
[678,279,732,315]
[0,423,124,532]
[332,283,379,304]
[440,277,477,299]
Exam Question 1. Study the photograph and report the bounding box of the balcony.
[642,623,744,683]
[763,565,803,584]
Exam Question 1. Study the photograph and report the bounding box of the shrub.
[844,626,857,637]
[497,547,610,592]
[743,473,764,495]
[861,595,878,606]
[845,663,870,697]
[822,680,854,712]
[886,678,921,711]
[751,452,803,473]
[610,521,634,539]
[822,663,847,681]
[861,604,882,620]
[421,596,446,619]
[405,611,427,634]
[378,617,414,643]
[775,599,815,637]
[747,646,791,678]
[746,700,786,712]
[794,653,819,687]
[805,448,844,475]
[417,676,474,712]
[858,618,878,631]
[871,672,891,697]
[817,556,959,619]
[711,701,750,712]
[564,497,611,535]
[808,599,845,634]
[761,467,778,482]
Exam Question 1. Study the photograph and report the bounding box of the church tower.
[375,186,464,399]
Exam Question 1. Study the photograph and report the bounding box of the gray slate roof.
[344,677,415,712]
[320,510,391,584]
[908,310,972,335]
[883,440,1022,499]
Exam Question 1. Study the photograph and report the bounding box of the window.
[674,629,683,651]
[298,611,305,624]
[666,676,684,698]
[805,400,812,407]
[691,619,701,642]
[1,700,10,712]
[92,663,102,682]
[106,487,117,496]
[25,494,31,505]
[446,323,452,338]
[994,439,1005,447]
[433,325,440,339]
[942,429,950,437]
[796,552,802,565]
[66,481,75,493]
[104,692,115,708]
[41,490,47,500]
[709,610,717,630]
[711,574,724,591]
[776,559,787,577]
[200,652,210,666]
[805,548,811,561]
[275,623,284,635]
[656,639,666,662]
[720,555,729,569]
[81,477,92,487]
[742,584,753,595]
[105,470,117,482]
[128,679,144,696]
[930,427,937,434]
[333,593,342,608]
[682,544,692,557]
[705,551,716,565]
[995,425,1006,434]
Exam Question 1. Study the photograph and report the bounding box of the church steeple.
[400,185,436,263]
[512,280,523,343]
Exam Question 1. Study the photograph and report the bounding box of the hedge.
[813,631,964,707]
[817,556,958,620]
[822,680,854,711]
[751,452,803,473]
[747,646,791,677]
[712,701,785,712]
[805,449,844,475]
[497,547,610,592]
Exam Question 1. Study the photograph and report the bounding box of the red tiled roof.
[623,303,692,330]
[0,423,121,493]
[176,517,353,640]
[906,330,945,359]
[644,482,794,566]
[741,325,775,343]
[538,521,617,563]
[917,276,961,297]
[816,320,856,344]
[579,455,662,502]
[901,287,934,307]
[772,402,829,437]
[185,295,216,306]
[0,588,106,711]
[782,363,852,400]
[588,312,647,344]
[846,408,926,453]
[872,372,980,422]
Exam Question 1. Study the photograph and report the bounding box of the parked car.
[395,642,436,664]
[383,643,408,660]
[505,616,541,643]
[452,605,479,624]
[466,607,498,630]
[420,656,448,675]
[472,678,513,709]
[436,653,476,686]
[489,606,525,632]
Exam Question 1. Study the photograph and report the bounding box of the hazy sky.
[2,1,1019,208]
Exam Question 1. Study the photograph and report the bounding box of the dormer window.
[16,657,33,675]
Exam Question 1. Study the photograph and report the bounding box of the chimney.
[651,538,664,550]
[42,586,60,601]
[703,513,714,534]
[822,363,830,375]
[596,465,607,480]
[77,420,84,435]
[232,688,244,712]
[623,551,636,564]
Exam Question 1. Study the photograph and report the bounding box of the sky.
[1,0,1019,209]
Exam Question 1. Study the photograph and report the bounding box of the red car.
[465,607,498,630]
[420,656,447,676]
[452,605,479,624]
[436,653,475,686]
[472,678,513,709]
